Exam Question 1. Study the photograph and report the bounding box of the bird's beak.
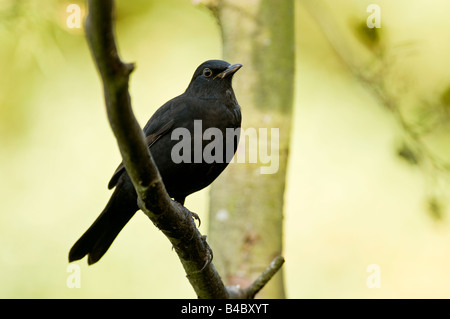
[214,64,242,79]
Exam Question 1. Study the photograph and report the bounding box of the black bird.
[69,60,242,265]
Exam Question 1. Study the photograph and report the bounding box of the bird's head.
[186,60,242,98]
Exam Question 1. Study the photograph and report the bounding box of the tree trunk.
[205,0,295,298]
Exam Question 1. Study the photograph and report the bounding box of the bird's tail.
[68,185,138,265]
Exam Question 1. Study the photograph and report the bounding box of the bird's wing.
[107,119,175,189]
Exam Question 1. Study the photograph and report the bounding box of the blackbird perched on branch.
[69,60,242,265]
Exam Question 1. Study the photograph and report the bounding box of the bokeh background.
[1,0,450,298]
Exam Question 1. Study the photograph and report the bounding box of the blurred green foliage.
[355,20,382,53]
[0,1,80,147]
[396,143,420,166]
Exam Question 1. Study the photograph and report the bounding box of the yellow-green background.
[1,0,450,298]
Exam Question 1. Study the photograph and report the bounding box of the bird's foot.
[189,211,201,228]
[176,202,201,228]
[199,235,213,271]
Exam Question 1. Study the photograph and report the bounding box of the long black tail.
[69,180,138,265]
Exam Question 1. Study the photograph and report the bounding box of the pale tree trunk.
[201,0,295,298]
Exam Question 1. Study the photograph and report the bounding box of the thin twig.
[227,256,285,299]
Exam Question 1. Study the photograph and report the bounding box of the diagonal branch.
[84,0,285,299]
[85,0,228,299]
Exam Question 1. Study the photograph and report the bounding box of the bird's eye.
[203,68,213,78]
